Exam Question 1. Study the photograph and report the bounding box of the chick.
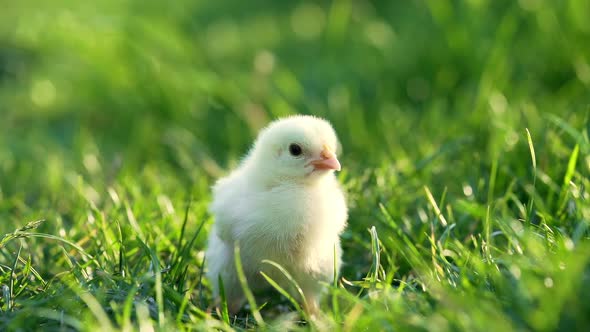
[205,115,348,316]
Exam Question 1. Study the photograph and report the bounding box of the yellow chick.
[206,115,348,316]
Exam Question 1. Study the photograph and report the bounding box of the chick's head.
[249,115,341,182]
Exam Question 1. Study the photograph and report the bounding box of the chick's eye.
[288,143,303,156]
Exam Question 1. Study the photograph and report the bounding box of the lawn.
[1,0,589,331]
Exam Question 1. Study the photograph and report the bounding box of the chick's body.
[205,115,348,315]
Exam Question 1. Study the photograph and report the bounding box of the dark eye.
[288,143,302,156]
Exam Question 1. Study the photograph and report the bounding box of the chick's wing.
[209,174,249,243]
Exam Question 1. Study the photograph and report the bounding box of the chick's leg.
[206,233,245,314]
[303,294,320,317]
[300,282,322,318]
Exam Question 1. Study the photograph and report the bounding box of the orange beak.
[310,146,341,171]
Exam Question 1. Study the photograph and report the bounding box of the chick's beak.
[310,147,341,171]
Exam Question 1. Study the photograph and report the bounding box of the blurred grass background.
[1,0,589,330]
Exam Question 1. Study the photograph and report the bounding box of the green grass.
[1,0,589,330]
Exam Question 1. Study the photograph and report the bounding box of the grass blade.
[525,128,537,222]
[259,271,305,317]
[525,128,537,174]
[7,243,22,311]
[217,275,230,325]
[424,186,448,226]
[234,244,265,328]
[563,144,579,187]
[368,226,381,288]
